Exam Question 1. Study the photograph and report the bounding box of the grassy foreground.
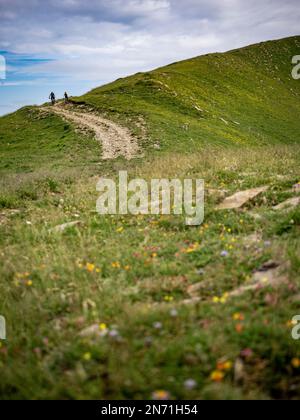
[0,145,300,400]
[0,36,300,400]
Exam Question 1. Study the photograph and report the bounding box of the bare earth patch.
[47,104,140,160]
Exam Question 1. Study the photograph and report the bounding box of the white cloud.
[0,0,299,115]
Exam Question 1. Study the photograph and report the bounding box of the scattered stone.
[181,297,202,305]
[187,282,205,297]
[79,324,108,338]
[273,197,300,211]
[293,183,300,193]
[228,262,288,298]
[243,233,262,247]
[234,358,245,385]
[248,212,263,221]
[216,186,269,210]
[51,220,82,233]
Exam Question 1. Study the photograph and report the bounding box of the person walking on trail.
[49,92,56,105]
[64,92,69,103]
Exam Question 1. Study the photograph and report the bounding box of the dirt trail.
[48,104,139,160]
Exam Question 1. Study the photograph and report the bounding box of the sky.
[0,0,299,115]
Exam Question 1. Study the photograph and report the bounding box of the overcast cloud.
[0,0,299,114]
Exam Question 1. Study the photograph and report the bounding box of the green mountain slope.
[75,35,300,150]
[0,36,299,178]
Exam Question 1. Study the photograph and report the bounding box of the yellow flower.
[99,323,107,331]
[26,280,33,287]
[111,262,121,269]
[86,263,95,273]
[164,296,174,302]
[124,265,131,271]
[152,390,170,400]
[218,360,233,371]
[83,352,92,361]
[233,313,244,321]
[213,296,220,303]
[116,227,124,233]
[210,370,225,382]
[287,319,297,328]
[291,358,300,368]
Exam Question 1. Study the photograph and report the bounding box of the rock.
[243,233,263,247]
[181,297,202,305]
[51,221,82,233]
[79,324,107,338]
[273,197,300,211]
[228,262,288,298]
[248,212,263,221]
[216,186,269,210]
[293,183,300,193]
[234,358,245,385]
[187,282,205,297]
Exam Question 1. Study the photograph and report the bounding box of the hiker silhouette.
[49,92,56,105]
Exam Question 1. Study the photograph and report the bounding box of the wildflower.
[210,370,224,382]
[26,280,33,287]
[111,261,121,269]
[221,250,229,257]
[235,323,244,333]
[291,358,300,368]
[185,243,200,254]
[109,329,120,339]
[86,263,95,273]
[153,322,163,330]
[184,379,197,390]
[152,390,170,400]
[83,352,92,361]
[170,309,178,317]
[217,360,233,371]
[99,323,107,331]
[164,295,174,302]
[213,296,220,303]
[240,348,253,358]
[124,265,131,271]
[219,294,228,304]
[232,313,245,321]
[287,319,297,328]
[116,227,124,233]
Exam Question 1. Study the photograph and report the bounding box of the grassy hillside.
[76,36,300,151]
[0,36,300,400]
